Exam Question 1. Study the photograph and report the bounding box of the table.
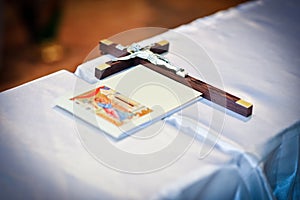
[1,70,274,199]
[1,0,299,199]
[175,0,300,199]
[75,0,300,199]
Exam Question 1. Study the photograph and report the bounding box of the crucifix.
[95,39,253,117]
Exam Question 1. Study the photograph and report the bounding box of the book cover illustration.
[56,66,202,139]
[70,86,152,126]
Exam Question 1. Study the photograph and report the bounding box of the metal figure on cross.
[112,43,187,77]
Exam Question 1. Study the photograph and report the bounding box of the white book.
[56,65,202,139]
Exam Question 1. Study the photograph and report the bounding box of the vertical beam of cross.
[95,39,253,117]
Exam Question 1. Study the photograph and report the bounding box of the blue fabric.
[264,122,300,200]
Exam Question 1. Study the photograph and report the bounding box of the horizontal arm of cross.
[96,39,170,79]
[99,39,169,58]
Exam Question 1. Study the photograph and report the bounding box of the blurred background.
[1,0,248,92]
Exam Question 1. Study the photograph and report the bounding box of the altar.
[1,0,299,199]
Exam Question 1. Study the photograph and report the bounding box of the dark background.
[1,0,248,91]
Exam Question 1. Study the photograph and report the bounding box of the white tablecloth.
[1,0,299,199]
[0,70,273,199]
[74,0,300,199]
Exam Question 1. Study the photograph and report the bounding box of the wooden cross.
[95,39,253,117]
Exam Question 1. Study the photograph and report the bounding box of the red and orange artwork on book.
[70,86,152,126]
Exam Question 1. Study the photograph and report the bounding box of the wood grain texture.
[96,40,253,117]
[96,39,170,79]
